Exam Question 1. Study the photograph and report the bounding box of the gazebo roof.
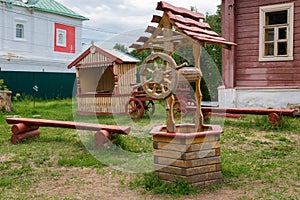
[67,44,140,69]
[130,1,236,51]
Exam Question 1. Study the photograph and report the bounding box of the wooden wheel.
[144,100,155,115]
[173,100,187,118]
[125,98,144,119]
[140,53,178,100]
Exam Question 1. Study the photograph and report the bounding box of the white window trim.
[259,3,294,62]
[14,18,27,41]
[56,29,67,47]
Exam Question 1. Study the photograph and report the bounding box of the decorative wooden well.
[67,43,139,115]
[130,1,235,187]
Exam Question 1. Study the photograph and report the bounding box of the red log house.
[220,0,300,109]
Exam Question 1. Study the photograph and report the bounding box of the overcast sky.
[56,0,221,49]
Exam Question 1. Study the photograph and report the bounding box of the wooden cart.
[125,85,155,119]
[125,83,196,119]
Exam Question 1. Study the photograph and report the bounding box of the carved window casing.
[259,3,294,61]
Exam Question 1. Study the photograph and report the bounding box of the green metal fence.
[0,71,76,99]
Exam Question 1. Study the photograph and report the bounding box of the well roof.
[130,1,235,51]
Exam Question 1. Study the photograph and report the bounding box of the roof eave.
[32,6,89,20]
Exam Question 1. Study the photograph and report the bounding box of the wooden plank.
[186,164,220,176]
[236,74,300,81]
[155,171,186,182]
[129,44,142,49]
[137,36,149,43]
[153,134,219,145]
[153,149,182,159]
[6,118,130,134]
[202,107,297,117]
[235,80,300,87]
[145,26,157,34]
[155,156,221,168]
[154,164,185,175]
[154,163,221,176]
[156,171,222,184]
[153,136,219,151]
[153,145,220,160]
[156,1,205,21]
[236,67,300,75]
[154,142,220,155]
[183,149,220,160]
[185,171,222,184]
[151,15,161,23]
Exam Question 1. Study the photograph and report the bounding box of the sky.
[56,0,221,49]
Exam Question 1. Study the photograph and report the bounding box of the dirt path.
[35,167,245,200]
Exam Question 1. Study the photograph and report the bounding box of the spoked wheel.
[140,53,178,100]
[173,100,187,118]
[144,100,155,116]
[125,98,144,119]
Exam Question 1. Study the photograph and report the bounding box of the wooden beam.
[129,43,142,49]
[137,36,149,43]
[145,26,159,34]
[76,61,113,67]
[6,118,130,134]
[151,15,162,23]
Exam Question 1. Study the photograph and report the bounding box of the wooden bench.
[6,118,130,148]
[201,107,297,126]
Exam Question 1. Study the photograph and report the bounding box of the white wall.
[218,86,300,109]
[0,3,84,72]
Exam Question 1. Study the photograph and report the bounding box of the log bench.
[6,118,130,148]
[201,107,297,126]
[181,106,297,126]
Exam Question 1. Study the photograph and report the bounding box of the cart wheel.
[140,53,178,100]
[173,100,187,118]
[144,100,155,116]
[125,98,144,119]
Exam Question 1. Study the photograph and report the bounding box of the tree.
[113,43,129,53]
[204,5,222,73]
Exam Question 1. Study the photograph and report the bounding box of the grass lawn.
[0,98,299,199]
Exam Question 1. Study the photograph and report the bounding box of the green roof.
[8,0,88,20]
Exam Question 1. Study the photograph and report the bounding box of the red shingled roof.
[156,1,205,21]
[130,1,236,50]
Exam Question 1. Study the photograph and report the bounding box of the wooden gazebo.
[67,43,139,115]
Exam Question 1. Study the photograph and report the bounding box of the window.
[16,24,24,39]
[54,23,75,53]
[56,29,66,47]
[259,3,294,61]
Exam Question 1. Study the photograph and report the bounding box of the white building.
[0,0,88,73]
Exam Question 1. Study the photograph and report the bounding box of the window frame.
[15,24,24,39]
[56,28,67,47]
[14,18,27,41]
[259,3,294,62]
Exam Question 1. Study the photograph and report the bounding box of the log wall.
[114,63,137,94]
[222,0,300,88]
[77,95,131,114]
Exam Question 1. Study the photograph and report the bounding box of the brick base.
[150,124,222,188]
